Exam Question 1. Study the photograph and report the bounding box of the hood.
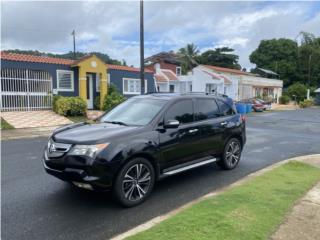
[52,122,141,144]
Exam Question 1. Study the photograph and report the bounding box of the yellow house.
[71,55,108,109]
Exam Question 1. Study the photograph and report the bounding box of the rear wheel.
[218,138,242,170]
[113,158,155,207]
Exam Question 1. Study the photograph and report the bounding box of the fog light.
[72,181,93,190]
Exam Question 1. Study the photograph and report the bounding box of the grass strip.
[127,161,320,240]
[0,118,14,130]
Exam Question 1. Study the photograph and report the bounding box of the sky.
[1,1,320,69]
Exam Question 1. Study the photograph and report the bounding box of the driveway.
[2,108,320,240]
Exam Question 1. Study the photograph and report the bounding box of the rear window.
[216,99,235,116]
[195,98,220,121]
[165,100,194,124]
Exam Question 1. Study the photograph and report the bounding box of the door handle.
[189,129,198,133]
[220,121,228,126]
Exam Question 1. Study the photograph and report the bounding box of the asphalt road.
[2,108,320,240]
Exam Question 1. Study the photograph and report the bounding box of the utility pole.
[140,0,145,94]
[71,30,76,60]
[307,54,312,100]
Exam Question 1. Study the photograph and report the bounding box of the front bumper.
[43,151,114,191]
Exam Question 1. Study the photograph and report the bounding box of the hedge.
[299,99,314,108]
[53,96,87,116]
[279,95,290,104]
[102,84,126,112]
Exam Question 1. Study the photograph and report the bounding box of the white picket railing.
[0,69,53,111]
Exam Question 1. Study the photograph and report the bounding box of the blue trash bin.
[246,103,252,113]
[236,103,246,114]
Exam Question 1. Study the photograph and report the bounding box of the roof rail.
[146,91,229,98]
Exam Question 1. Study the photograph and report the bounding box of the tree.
[297,32,320,88]
[287,82,307,103]
[198,47,241,70]
[177,43,200,74]
[249,39,299,86]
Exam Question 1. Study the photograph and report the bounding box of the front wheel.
[113,158,155,207]
[217,138,242,170]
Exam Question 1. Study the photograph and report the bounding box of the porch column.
[100,71,108,110]
[79,67,87,102]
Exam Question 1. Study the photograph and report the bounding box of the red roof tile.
[201,65,253,76]
[202,70,222,80]
[154,74,168,82]
[106,64,153,73]
[219,75,232,85]
[0,52,74,65]
[161,69,178,81]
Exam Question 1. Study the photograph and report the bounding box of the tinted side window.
[165,100,194,124]
[195,99,220,121]
[216,99,234,116]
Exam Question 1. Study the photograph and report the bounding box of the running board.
[163,158,217,176]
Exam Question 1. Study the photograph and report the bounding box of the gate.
[0,69,53,111]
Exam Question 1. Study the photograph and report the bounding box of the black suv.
[44,93,246,207]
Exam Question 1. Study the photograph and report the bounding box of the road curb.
[111,154,320,240]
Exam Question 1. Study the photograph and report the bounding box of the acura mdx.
[43,93,246,207]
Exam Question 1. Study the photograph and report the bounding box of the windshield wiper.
[103,121,128,126]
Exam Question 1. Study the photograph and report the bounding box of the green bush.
[102,84,126,112]
[53,95,62,113]
[279,95,290,104]
[54,96,87,116]
[287,83,307,103]
[299,99,314,108]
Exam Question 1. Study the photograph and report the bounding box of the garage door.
[0,69,53,111]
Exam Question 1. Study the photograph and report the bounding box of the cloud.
[1,1,320,69]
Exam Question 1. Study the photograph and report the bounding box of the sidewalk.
[271,157,320,240]
[1,126,60,140]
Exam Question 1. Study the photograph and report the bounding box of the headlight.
[68,143,109,158]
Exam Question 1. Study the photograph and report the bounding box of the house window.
[205,84,217,94]
[57,70,74,91]
[176,67,181,76]
[224,86,227,95]
[123,78,147,94]
[169,85,175,93]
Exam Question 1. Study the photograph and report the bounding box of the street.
[2,108,320,240]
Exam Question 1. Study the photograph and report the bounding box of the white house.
[182,65,283,102]
[179,65,239,99]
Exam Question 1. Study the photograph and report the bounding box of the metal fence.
[0,69,53,111]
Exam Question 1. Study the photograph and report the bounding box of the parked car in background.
[255,98,272,110]
[242,99,265,112]
[43,93,246,207]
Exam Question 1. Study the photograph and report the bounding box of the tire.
[217,138,242,170]
[113,157,155,207]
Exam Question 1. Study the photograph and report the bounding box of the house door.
[86,74,93,109]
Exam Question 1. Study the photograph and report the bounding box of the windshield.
[100,98,167,126]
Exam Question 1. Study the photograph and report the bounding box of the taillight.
[241,115,246,122]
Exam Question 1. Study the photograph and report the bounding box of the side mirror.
[164,120,180,129]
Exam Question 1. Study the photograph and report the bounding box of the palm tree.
[177,43,200,74]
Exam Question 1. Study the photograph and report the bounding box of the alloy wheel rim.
[122,163,151,201]
[226,141,241,167]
